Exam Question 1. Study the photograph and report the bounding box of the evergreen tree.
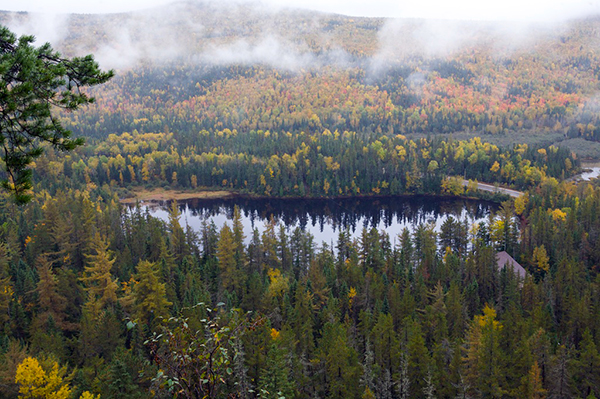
[80,234,118,317]
[104,358,142,399]
[257,335,293,399]
[317,321,361,399]
[167,201,188,262]
[34,255,67,329]
[407,319,430,398]
[132,260,171,328]
[0,25,113,202]
[573,329,600,398]
[217,223,243,297]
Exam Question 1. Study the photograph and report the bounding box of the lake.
[130,196,497,247]
[580,162,600,181]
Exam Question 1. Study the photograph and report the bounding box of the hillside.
[4,4,600,156]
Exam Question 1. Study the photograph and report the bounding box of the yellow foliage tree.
[80,234,119,318]
[514,194,528,216]
[532,245,550,273]
[441,177,464,196]
[79,392,100,399]
[15,357,71,399]
[550,208,567,222]
[15,357,100,399]
[267,268,289,299]
[132,260,172,327]
[490,161,500,173]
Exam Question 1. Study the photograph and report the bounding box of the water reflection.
[136,196,497,246]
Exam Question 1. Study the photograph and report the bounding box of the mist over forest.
[4,0,600,156]
[2,2,600,399]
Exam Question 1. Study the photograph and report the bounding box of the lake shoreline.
[119,186,507,206]
[119,187,237,204]
[124,193,498,247]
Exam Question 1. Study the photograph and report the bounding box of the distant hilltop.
[1,3,600,68]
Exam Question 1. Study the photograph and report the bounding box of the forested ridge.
[2,3,600,399]
[7,5,600,147]
[29,129,576,201]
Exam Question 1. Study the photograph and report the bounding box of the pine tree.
[257,336,293,399]
[317,321,361,399]
[573,329,600,398]
[446,281,465,341]
[168,201,188,262]
[34,255,67,329]
[475,305,504,397]
[0,243,14,326]
[371,313,400,374]
[407,319,430,398]
[291,282,315,356]
[104,358,142,399]
[232,205,246,269]
[0,25,113,202]
[217,223,243,296]
[262,217,280,270]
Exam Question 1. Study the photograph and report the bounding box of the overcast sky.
[1,0,599,21]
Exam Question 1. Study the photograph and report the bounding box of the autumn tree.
[131,260,172,328]
[15,356,71,399]
[80,234,119,317]
[14,356,97,399]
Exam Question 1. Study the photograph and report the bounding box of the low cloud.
[0,1,589,73]
[370,17,568,73]
[6,11,69,46]
[198,36,314,70]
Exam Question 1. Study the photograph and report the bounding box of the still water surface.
[580,162,600,181]
[133,196,497,247]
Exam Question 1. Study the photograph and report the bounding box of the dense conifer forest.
[2,3,600,398]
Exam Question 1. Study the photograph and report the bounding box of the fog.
[2,1,361,71]
[6,0,600,22]
[370,18,568,73]
[1,0,598,71]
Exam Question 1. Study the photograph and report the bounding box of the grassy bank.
[120,187,235,204]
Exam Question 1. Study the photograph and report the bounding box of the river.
[130,196,497,247]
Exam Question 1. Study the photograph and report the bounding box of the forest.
[2,3,600,399]
[1,166,600,399]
